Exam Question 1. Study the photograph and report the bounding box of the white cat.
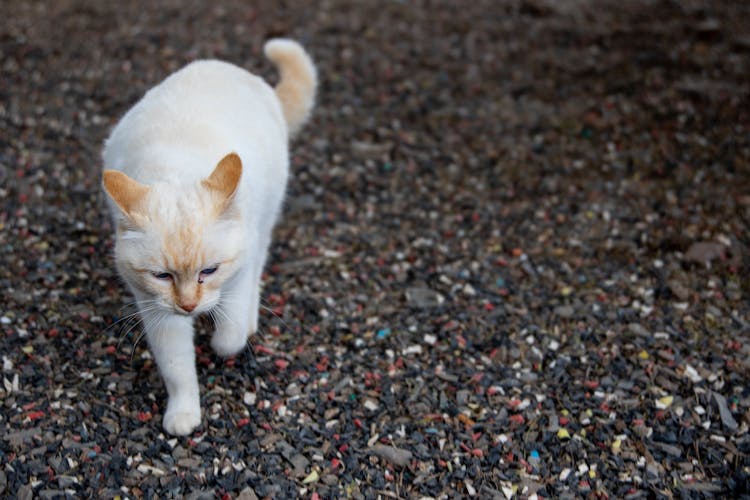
[101,39,317,435]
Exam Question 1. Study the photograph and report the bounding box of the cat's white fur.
[102,39,317,435]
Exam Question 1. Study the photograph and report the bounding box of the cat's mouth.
[174,305,200,316]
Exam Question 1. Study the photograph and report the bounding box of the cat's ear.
[202,153,242,213]
[102,170,151,218]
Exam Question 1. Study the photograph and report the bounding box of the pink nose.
[179,302,197,313]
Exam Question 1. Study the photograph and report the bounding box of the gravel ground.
[2,1,750,498]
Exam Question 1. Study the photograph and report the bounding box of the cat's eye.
[152,271,173,280]
[200,266,218,276]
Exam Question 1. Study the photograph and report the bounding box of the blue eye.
[200,266,218,275]
[152,272,173,280]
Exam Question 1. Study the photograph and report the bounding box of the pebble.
[684,242,726,265]
[628,323,650,337]
[557,428,571,440]
[237,487,259,500]
[554,305,575,318]
[370,444,413,468]
[655,396,674,409]
[711,392,738,431]
[405,287,445,308]
[667,279,691,301]
[302,470,319,484]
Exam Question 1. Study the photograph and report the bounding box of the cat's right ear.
[202,153,242,214]
[102,170,150,218]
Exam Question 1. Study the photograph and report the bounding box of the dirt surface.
[2,0,750,498]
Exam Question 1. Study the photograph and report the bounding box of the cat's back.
[150,59,271,105]
[103,59,286,182]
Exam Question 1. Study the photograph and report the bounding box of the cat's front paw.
[211,328,249,357]
[163,408,201,436]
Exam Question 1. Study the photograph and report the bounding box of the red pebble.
[28,410,45,420]
[254,344,275,355]
[236,418,250,427]
[274,359,289,370]
[509,414,524,424]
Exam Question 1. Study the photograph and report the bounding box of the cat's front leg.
[144,311,202,435]
[211,267,259,357]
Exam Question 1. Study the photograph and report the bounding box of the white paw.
[211,328,249,357]
[163,409,201,436]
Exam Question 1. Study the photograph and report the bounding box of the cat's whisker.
[116,318,142,351]
[130,311,167,365]
[109,303,159,330]
[105,308,146,334]
[130,330,147,365]
[113,304,164,348]
[258,303,291,331]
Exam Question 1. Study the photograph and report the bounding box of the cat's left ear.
[202,153,242,213]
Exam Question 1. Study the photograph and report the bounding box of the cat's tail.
[264,38,318,137]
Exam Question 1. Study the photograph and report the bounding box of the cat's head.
[103,153,244,316]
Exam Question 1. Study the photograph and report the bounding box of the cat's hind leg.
[144,311,202,435]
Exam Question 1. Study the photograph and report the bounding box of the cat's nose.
[179,302,198,313]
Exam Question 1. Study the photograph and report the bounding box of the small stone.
[39,490,66,500]
[17,485,33,500]
[237,487,259,500]
[172,445,188,460]
[684,242,725,265]
[667,279,691,301]
[370,444,413,467]
[302,469,319,484]
[683,364,702,383]
[322,473,338,486]
[559,468,571,481]
[554,305,575,318]
[655,396,674,409]
[57,475,78,488]
[711,392,738,431]
[628,323,650,337]
[243,391,257,405]
[350,140,392,159]
[652,442,682,457]
[405,287,445,308]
